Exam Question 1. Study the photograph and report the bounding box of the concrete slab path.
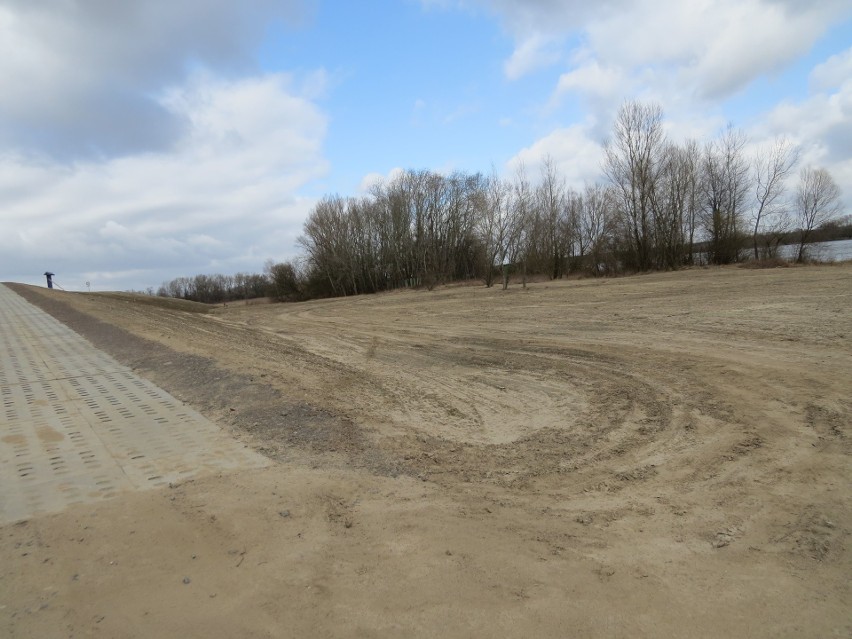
[0,284,268,524]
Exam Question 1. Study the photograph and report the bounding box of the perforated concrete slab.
[0,284,269,524]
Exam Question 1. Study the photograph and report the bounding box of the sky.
[1,0,850,292]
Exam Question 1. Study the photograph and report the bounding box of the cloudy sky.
[1,0,850,291]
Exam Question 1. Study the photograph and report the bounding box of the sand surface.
[2,265,850,638]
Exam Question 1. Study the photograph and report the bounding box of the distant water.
[778,239,852,262]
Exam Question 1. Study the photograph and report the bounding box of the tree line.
[158,100,844,304]
[156,271,270,304]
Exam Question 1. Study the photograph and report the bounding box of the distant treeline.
[156,271,270,304]
[774,217,852,244]
[158,101,846,304]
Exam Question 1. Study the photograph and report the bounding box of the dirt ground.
[2,265,850,638]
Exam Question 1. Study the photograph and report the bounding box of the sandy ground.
[2,265,850,638]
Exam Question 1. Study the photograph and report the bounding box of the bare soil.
[2,265,851,638]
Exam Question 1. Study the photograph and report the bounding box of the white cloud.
[504,34,563,80]
[0,0,308,159]
[359,167,405,194]
[467,0,851,214]
[810,47,852,92]
[0,72,328,291]
[507,28,852,211]
[756,71,852,212]
[479,0,850,101]
[508,122,605,188]
[553,59,627,103]
[681,1,825,99]
[470,0,623,37]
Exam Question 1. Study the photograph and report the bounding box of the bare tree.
[679,140,701,265]
[604,100,666,271]
[536,156,569,279]
[795,167,842,262]
[579,183,617,275]
[562,188,582,272]
[265,260,303,301]
[700,125,751,264]
[510,162,534,288]
[751,137,799,260]
[656,142,699,269]
[299,195,351,296]
[475,168,510,287]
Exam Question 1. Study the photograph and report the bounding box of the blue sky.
[1,0,850,291]
[259,1,537,193]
